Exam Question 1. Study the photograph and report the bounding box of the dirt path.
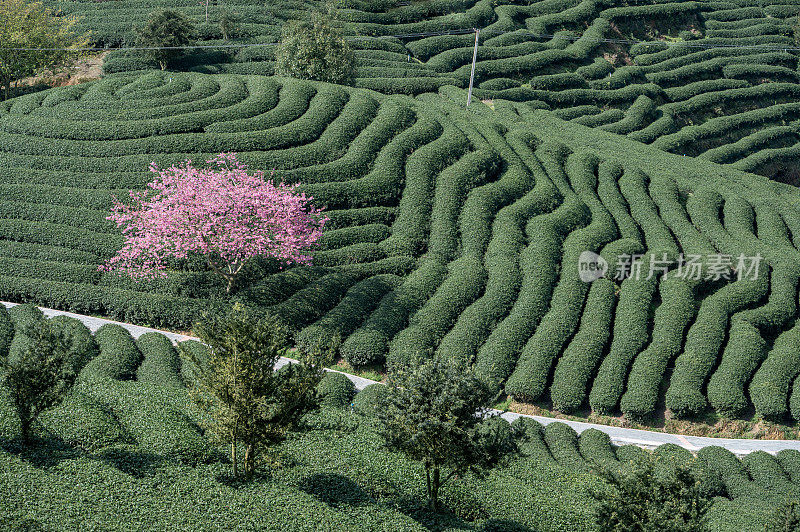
[12,52,106,92]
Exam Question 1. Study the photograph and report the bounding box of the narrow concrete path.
[5,302,799,456]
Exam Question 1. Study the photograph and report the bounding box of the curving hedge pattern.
[4,62,800,428]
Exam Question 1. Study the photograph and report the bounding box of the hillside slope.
[0,306,797,531]
[2,71,800,423]
[52,0,800,181]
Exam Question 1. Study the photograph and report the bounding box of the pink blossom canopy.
[101,153,326,281]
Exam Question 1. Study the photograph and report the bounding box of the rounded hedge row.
[316,372,357,408]
[84,324,144,382]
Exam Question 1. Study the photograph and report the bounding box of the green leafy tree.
[0,0,90,99]
[766,500,800,532]
[136,9,196,70]
[0,320,77,444]
[376,356,518,511]
[275,11,354,84]
[182,304,329,479]
[590,454,714,532]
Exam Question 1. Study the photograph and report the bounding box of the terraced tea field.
[0,304,797,530]
[3,69,800,425]
[49,0,800,182]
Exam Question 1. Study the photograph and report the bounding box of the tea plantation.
[5,0,800,526]
[47,0,800,182]
[3,69,800,425]
[0,305,797,530]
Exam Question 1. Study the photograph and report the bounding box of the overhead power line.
[5,26,800,53]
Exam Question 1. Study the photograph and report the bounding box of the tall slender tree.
[182,305,330,478]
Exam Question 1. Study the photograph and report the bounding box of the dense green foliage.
[1,67,800,424]
[0,313,80,443]
[377,356,516,510]
[591,451,713,531]
[135,9,196,70]
[316,371,356,408]
[0,313,797,530]
[275,12,355,84]
[0,0,89,99]
[184,305,325,478]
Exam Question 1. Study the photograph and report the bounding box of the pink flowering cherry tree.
[101,153,326,294]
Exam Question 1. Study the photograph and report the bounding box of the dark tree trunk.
[20,416,31,445]
[425,465,441,512]
[431,467,440,512]
[231,440,238,477]
[244,442,255,478]
[425,466,432,505]
[231,418,239,477]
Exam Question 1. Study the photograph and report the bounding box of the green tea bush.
[388,256,486,366]
[506,152,616,401]
[620,277,695,420]
[38,389,129,450]
[85,324,144,381]
[707,267,795,417]
[6,304,45,364]
[666,278,765,418]
[589,276,657,415]
[352,382,386,416]
[341,259,447,367]
[295,274,401,353]
[776,450,800,485]
[577,428,619,469]
[550,279,615,413]
[316,371,356,408]
[750,322,800,420]
[48,315,99,374]
[136,332,182,388]
[742,451,797,494]
[543,422,590,472]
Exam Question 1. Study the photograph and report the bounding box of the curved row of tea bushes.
[707,264,798,417]
[85,324,144,382]
[589,275,658,414]
[505,151,616,401]
[473,155,588,388]
[550,279,616,413]
[340,259,448,367]
[295,274,401,355]
[619,276,696,420]
[750,321,800,420]
[436,133,559,366]
[379,125,472,256]
[135,332,183,389]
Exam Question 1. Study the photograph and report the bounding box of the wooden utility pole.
[466,28,480,108]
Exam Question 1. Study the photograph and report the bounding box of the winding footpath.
[5,302,799,456]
